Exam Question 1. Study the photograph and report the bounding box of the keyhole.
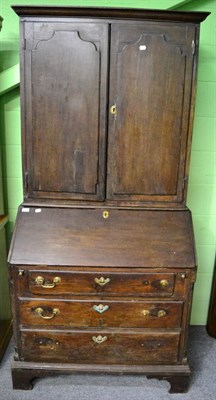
[139,45,147,51]
[103,210,109,219]
[110,105,117,116]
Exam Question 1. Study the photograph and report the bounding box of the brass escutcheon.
[110,104,117,116]
[95,277,110,287]
[103,210,109,219]
[35,307,60,320]
[93,304,109,314]
[35,276,61,289]
[92,335,107,344]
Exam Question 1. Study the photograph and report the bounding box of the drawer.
[20,329,180,365]
[18,269,177,297]
[19,299,183,329]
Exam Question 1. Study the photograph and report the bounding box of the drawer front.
[19,299,183,329]
[19,269,176,297]
[20,330,180,364]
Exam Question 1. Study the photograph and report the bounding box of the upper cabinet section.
[14,6,209,206]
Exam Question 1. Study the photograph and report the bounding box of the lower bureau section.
[20,329,180,365]
[9,208,196,392]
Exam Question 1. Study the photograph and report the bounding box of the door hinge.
[23,38,27,50]
[182,176,188,192]
[95,182,99,194]
[24,171,29,192]
[191,40,195,55]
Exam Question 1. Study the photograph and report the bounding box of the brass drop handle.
[142,309,167,318]
[92,335,107,344]
[35,307,60,320]
[157,309,167,318]
[93,304,109,314]
[95,277,110,287]
[160,279,169,287]
[34,276,61,289]
[37,337,59,350]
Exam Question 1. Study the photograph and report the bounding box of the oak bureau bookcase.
[8,6,209,393]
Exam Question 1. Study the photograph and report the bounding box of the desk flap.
[8,207,196,268]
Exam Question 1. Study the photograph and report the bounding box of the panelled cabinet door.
[107,23,195,203]
[23,22,108,201]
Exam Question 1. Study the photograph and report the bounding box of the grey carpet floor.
[0,326,215,400]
